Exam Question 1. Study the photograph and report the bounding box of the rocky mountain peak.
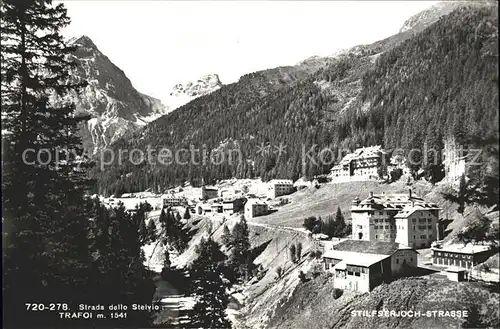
[69,34,97,49]
[399,1,494,34]
[170,73,223,98]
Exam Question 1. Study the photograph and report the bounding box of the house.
[245,199,269,219]
[350,189,441,248]
[431,243,493,269]
[196,203,213,215]
[293,178,311,190]
[220,188,241,198]
[330,145,388,183]
[211,203,223,213]
[222,196,246,214]
[267,179,294,198]
[444,268,469,282]
[200,185,218,200]
[323,240,418,292]
[162,194,188,208]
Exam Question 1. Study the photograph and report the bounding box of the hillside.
[94,5,498,202]
[259,274,499,329]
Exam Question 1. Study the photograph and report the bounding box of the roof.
[324,250,390,267]
[337,145,386,166]
[352,192,439,211]
[245,198,268,206]
[394,205,441,218]
[222,195,246,203]
[432,243,492,255]
[332,240,407,255]
[333,260,347,270]
[268,179,293,185]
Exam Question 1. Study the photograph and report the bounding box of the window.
[428,225,432,230]
[396,259,399,264]
[410,258,413,262]
[354,272,361,277]
[413,235,416,240]
[375,219,379,223]
[412,218,416,223]
[375,235,378,239]
[428,218,432,222]
[385,225,389,230]
[420,235,426,239]
[347,271,354,276]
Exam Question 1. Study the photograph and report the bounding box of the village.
[97,144,499,295]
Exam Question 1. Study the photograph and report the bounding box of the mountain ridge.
[63,35,223,153]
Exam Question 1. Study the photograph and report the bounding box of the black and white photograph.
[1,0,499,328]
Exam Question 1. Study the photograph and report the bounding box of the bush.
[276,266,284,279]
[332,288,343,299]
[298,271,307,283]
[303,216,318,231]
[296,242,303,261]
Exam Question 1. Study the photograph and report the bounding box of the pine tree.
[159,208,167,225]
[1,1,95,326]
[147,219,157,243]
[462,305,487,328]
[183,207,191,219]
[230,215,251,280]
[296,242,303,261]
[289,244,297,263]
[221,224,232,248]
[162,248,171,271]
[139,217,148,244]
[189,237,232,328]
[458,174,467,214]
[335,207,347,237]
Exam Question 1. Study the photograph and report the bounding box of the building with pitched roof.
[351,189,441,248]
[323,240,418,292]
[267,179,295,198]
[330,145,388,183]
[245,198,269,219]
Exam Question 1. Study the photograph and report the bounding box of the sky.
[60,1,438,104]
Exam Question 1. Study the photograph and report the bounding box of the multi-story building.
[162,194,188,208]
[323,240,418,292]
[351,190,441,248]
[244,199,269,219]
[222,196,246,214]
[431,243,493,269]
[394,205,440,249]
[330,145,388,183]
[267,179,295,198]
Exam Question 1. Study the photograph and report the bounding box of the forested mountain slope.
[94,5,498,199]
